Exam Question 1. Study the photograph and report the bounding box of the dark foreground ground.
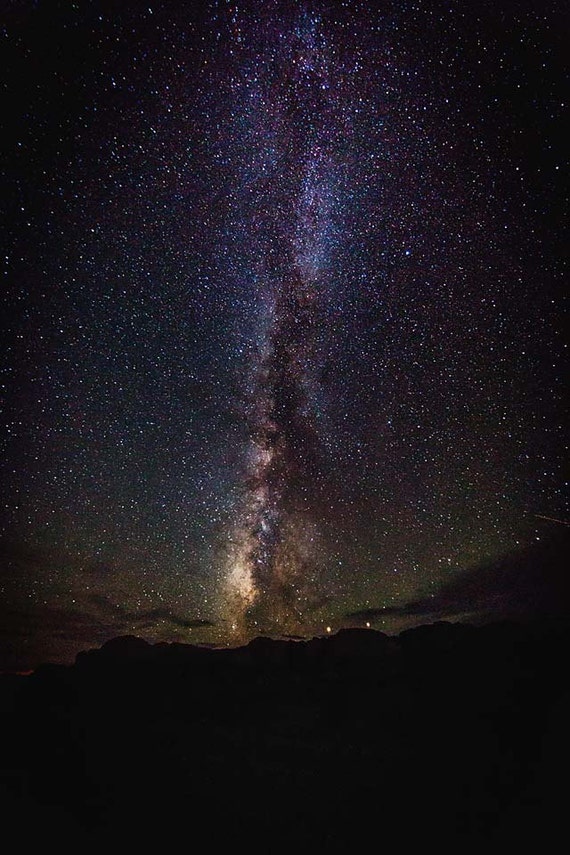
[1,619,568,850]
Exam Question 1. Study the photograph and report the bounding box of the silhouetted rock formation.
[1,618,568,849]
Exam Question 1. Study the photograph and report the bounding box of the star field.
[1,0,567,667]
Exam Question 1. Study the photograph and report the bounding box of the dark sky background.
[1,0,568,670]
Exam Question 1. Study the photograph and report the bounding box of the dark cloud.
[1,604,123,641]
[87,594,214,630]
[179,618,216,629]
[346,530,570,626]
[134,609,215,629]
[1,591,216,671]
[0,603,126,671]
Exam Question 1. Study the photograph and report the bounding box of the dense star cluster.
[1,0,567,667]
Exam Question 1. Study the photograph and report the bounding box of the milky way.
[1,0,567,666]
[220,7,355,634]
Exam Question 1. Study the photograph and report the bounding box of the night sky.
[2,0,567,670]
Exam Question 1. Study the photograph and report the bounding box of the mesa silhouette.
[2,619,568,849]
